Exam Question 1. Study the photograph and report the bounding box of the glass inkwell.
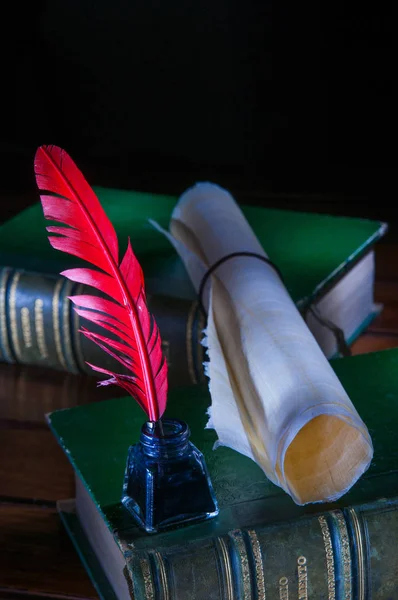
[122,418,219,534]
[33,143,218,536]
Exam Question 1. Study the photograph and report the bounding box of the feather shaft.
[35,145,167,420]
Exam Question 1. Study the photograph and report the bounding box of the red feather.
[34,145,168,421]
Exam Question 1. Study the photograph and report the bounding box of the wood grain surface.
[0,503,97,599]
[1,193,397,599]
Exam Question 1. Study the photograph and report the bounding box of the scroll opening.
[282,414,373,505]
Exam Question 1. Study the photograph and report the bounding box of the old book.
[0,251,381,389]
[0,186,387,386]
[49,347,398,598]
[0,267,203,389]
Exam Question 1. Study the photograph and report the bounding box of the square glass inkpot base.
[122,419,219,534]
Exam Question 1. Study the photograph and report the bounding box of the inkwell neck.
[140,419,190,458]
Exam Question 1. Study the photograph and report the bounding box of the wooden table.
[1,197,397,599]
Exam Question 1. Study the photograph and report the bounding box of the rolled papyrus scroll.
[152,183,373,505]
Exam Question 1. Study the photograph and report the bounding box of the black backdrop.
[0,1,394,221]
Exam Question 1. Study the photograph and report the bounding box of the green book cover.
[0,185,387,309]
[48,348,398,598]
[49,347,398,549]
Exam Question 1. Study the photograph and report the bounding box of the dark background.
[0,2,394,225]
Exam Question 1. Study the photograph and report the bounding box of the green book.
[0,186,388,381]
[0,186,387,307]
[50,347,398,599]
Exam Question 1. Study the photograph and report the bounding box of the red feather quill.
[34,145,168,421]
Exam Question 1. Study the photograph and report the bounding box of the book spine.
[125,496,398,599]
[0,267,207,389]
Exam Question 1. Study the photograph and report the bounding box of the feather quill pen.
[34,145,168,421]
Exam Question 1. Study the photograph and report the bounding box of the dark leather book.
[0,267,205,389]
[50,347,398,599]
[0,185,388,387]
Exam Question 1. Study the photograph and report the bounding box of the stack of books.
[0,186,388,384]
[1,186,396,598]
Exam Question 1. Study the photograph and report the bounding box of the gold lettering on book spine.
[72,283,86,371]
[278,576,289,599]
[230,530,251,600]
[140,559,155,600]
[297,556,308,600]
[318,515,336,600]
[52,278,67,369]
[62,279,79,373]
[332,510,352,600]
[0,268,13,361]
[216,537,234,600]
[153,551,169,600]
[9,271,22,361]
[247,529,266,599]
[21,307,32,348]
[34,299,49,359]
[348,508,365,600]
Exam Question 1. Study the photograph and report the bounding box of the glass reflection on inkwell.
[122,418,219,534]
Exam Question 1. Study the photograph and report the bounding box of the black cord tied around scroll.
[197,251,284,317]
[197,251,351,358]
[304,305,352,357]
